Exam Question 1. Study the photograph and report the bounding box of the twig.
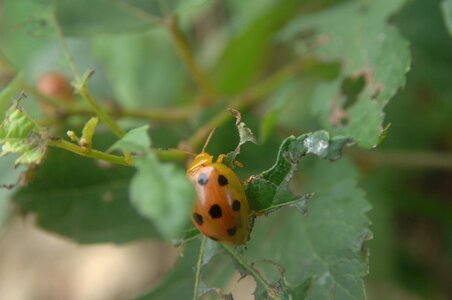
[348,148,452,170]
[48,138,131,166]
[187,58,315,150]
[51,14,127,137]
[73,70,126,137]
[222,245,278,299]
[193,236,207,300]
[166,16,216,97]
[63,104,196,123]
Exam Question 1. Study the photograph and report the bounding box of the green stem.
[48,138,131,166]
[51,13,131,162]
[187,58,315,150]
[114,0,163,24]
[63,104,196,123]
[167,16,216,97]
[76,70,125,138]
[51,14,81,81]
[154,148,192,161]
[222,245,278,299]
[193,236,207,300]
[348,148,452,170]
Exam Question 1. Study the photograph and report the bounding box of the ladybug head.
[187,152,213,175]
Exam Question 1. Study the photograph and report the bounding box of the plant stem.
[63,104,196,123]
[76,70,125,138]
[51,13,131,161]
[114,0,163,24]
[348,148,452,170]
[51,14,81,81]
[193,236,207,300]
[48,138,131,166]
[187,58,315,150]
[155,148,191,161]
[222,245,278,299]
[167,16,216,98]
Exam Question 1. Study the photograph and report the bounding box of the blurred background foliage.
[0,0,451,299]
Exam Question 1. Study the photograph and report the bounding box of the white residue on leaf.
[317,271,331,286]
[304,136,328,155]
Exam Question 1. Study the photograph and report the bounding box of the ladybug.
[186,134,250,245]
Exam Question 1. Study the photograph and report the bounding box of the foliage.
[1,0,451,299]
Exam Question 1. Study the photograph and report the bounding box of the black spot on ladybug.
[193,213,203,226]
[198,173,208,185]
[227,227,237,236]
[209,204,222,218]
[232,200,241,211]
[208,236,219,241]
[218,174,228,186]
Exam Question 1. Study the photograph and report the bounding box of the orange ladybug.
[186,135,250,245]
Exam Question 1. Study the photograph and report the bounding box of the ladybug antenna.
[202,128,216,153]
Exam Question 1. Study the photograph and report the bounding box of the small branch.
[187,58,315,150]
[51,13,131,162]
[48,138,131,166]
[167,16,216,98]
[75,69,125,138]
[63,104,196,123]
[222,245,277,299]
[51,14,81,81]
[193,236,207,300]
[154,148,191,161]
[114,0,163,25]
[348,148,452,170]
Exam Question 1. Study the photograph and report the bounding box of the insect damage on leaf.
[0,100,47,166]
[222,108,257,167]
[279,0,410,148]
[246,130,351,213]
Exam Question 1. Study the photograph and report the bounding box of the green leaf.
[0,155,25,227]
[55,0,151,36]
[223,109,257,166]
[441,0,452,36]
[130,153,195,239]
[214,0,302,95]
[246,130,350,213]
[80,117,98,148]
[91,30,187,108]
[110,125,150,153]
[0,67,23,116]
[0,102,47,166]
[14,148,157,243]
[280,0,410,148]
[54,0,211,36]
[113,125,195,240]
[245,158,371,300]
[133,241,199,300]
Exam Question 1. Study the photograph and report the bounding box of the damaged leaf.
[246,130,350,213]
[223,108,257,166]
[0,101,47,166]
[280,0,410,148]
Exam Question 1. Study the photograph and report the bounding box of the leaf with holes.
[246,130,350,213]
[0,102,47,166]
[279,0,410,148]
[223,109,257,166]
[245,159,371,300]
